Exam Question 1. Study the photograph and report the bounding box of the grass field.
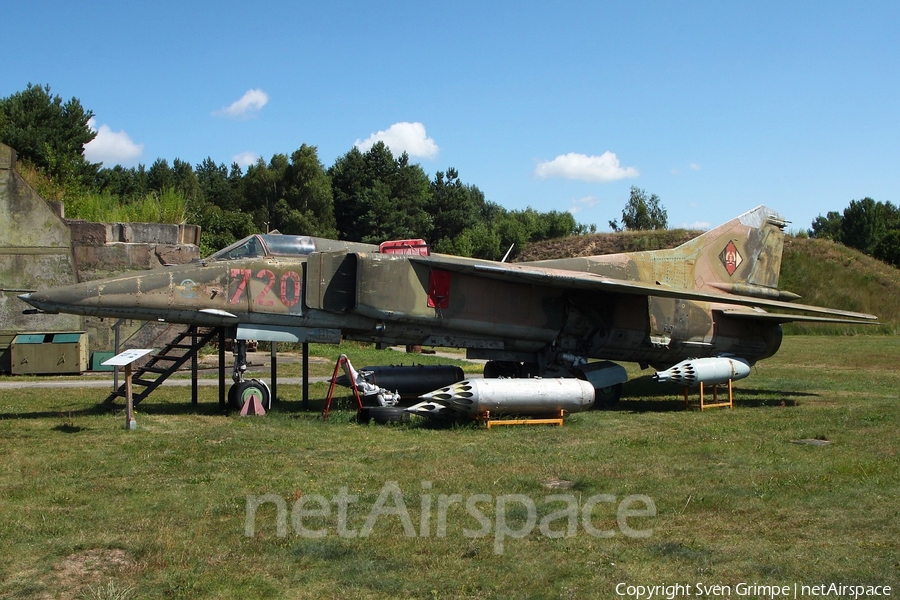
[0,337,897,599]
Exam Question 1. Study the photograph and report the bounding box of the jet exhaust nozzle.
[654,357,751,387]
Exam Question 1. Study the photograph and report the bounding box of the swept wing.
[408,255,877,324]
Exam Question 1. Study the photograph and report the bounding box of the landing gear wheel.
[483,361,510,378]
[229,379,271,411]
[357,406,410,425]
[594,383,623,409]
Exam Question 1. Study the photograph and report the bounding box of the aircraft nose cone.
[16,282,105,315]
[18,291,48,311]
[18,289,65,313]
[16,270,185,320]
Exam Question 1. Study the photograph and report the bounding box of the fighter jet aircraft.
[19,206,876,410]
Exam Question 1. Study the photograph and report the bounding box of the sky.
[4,0,899,233]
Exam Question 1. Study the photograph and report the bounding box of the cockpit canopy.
[209,234,317,261]
[208,234,383,261]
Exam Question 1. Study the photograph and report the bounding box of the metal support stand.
[302,342,309,410]
[124,362,136,429]
[191,325,198,407]
[322,355,364,420]
[270,342,277,403]
[481,409,565,429]
[112,319,125,392]
[218,329,226,410]
[684,380,734,410]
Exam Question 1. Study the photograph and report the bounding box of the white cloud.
[355,122,439,159]
[535,151,639,182]
[215,89,269,118]
[673,163,702,176]
[682,221,711,230]
[568,195,599,214]
[232,152,259,168]
[83,118,143,166]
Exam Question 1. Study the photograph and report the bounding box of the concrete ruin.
[0,142,201,373]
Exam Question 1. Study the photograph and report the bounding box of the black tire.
[594,383,623,409]
[484,361,524,378]
[357,406,409,425]
[483,361,502,378]
[229,379,270,411]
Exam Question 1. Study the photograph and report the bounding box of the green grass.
[0,337,898,598]
[19,159,190,226]
[780,237,900,334]
[64,187,189,225]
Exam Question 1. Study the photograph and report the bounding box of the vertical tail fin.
[649,206,793,299]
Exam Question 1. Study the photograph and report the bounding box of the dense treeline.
[0,84,97,188]
[1,84,590,259]
[809,198,900,268]
[92,143,589,258]
[15,84,896,267]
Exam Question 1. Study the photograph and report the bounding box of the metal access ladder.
[103,325,222,406]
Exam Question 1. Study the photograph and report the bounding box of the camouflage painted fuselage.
[20,207,874,377]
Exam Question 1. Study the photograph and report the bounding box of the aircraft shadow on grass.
[614,375,816,413]
[0,404,109,422]
[104,378,816,419]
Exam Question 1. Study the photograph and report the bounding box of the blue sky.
[5,1,899,233]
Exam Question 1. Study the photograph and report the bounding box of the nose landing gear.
[227,339,271,411]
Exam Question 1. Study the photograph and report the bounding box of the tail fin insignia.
[719,241,743,276]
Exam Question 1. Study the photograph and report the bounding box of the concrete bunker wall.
[0,144,81,341]
[0,142,201,372]
[69,220,201,352]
